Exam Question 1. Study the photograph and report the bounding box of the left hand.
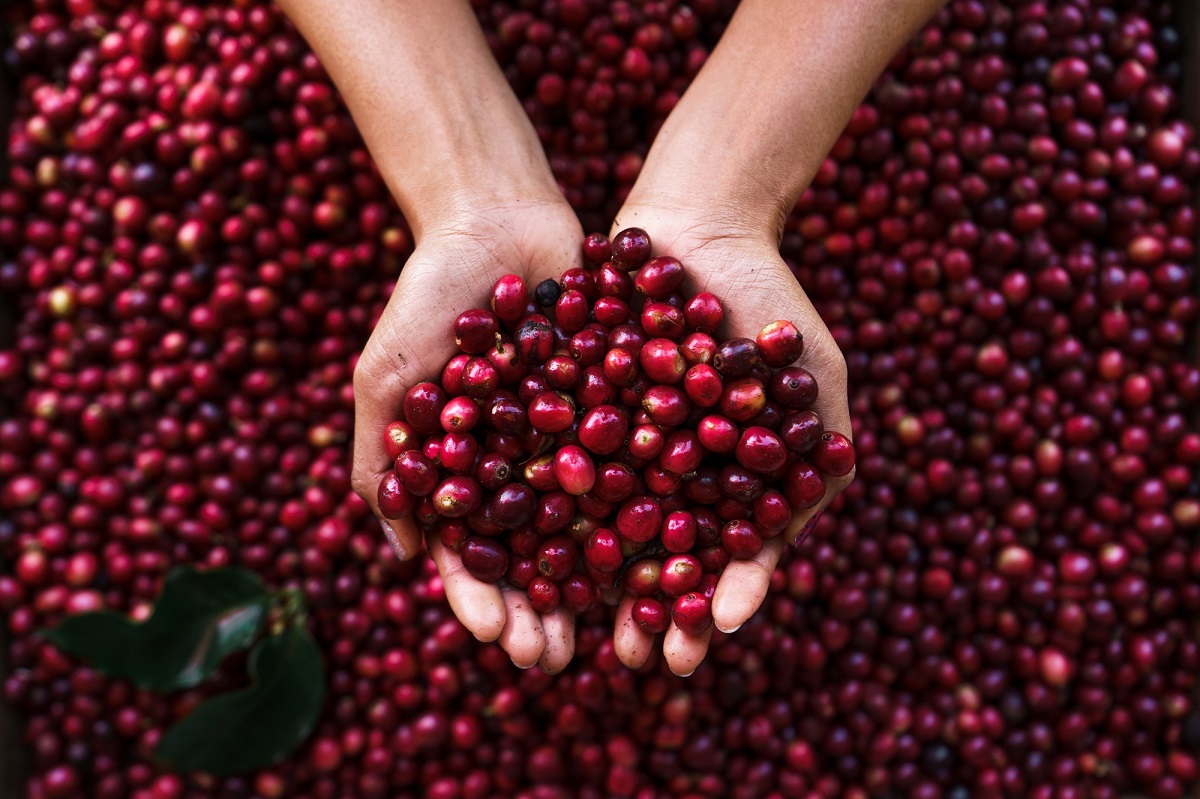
[608,204,855,677]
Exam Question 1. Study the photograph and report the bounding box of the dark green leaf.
[41,567,270,691]
[154,625,326,775]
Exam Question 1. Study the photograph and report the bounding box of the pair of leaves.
[42,568,271,691]
[42,567,325,776]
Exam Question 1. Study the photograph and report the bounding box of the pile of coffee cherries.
[379,228,853,634]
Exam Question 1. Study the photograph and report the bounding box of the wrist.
[618,133,795,250]
[389,135,566,242]
[612,190,785,259]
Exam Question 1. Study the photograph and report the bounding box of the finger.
[538,607,576,674]
[613,594,655,670]
[379,516,423,563]
[428,535,505,643]
[711,537,786,633]
[352,349,421,558]
[498,588,547,669]
[662,620,712,677]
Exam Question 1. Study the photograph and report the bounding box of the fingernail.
[715,622,742,634]
[793,511,823,547]
[676,668,696,678]
[512,659,536,670]
[380,520,408,560]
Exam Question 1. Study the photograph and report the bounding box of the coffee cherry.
[755,320,804,367]
[810,431,856,477]
[631,597,671,633]
[461,537,508,583]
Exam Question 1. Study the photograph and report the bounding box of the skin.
[279,0,944,675]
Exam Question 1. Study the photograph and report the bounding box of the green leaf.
[41,567,271,691]
[154,626,326,776]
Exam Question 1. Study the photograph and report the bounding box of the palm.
[352,207,584,672]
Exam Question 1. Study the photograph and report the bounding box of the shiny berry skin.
[720,378,767,422]
[555,289,589,333]
[770,366,819,408]
[811,431,856,476]
[660,554,702,597]
[487,340,527,385]
[528,392,576,433]
[460,357,499,400]
[780,410,824,453]
[622,559,662,597]
[403,382,449,435]
[436,520,470,551]
[661,510,698,553]
[603,347,638,387]
[460,536,509,583]
[592,296,631,327]
[639,339,686,384]
[683,364,723,407]
[683,292,724,333]
[753,490,791,537]
[616,496,663,543]
[395,450,438,496]
[612,227,652,271]
[454,308,500,354]
[597,261,633,299]
[641,385,691,426]
[641,302,686,339]
[672,592,712,635]
[490,483,537,529]
[627,424,665,460]
[577,365,618,408]
[755,320,805,367]
[594,463,638,503]
[735,426,788,474]
[585,527,624,572]
[441,354,472,396]
[659,430,703,476]
[537,535,578,581]
[697,415,739,453]
[515,315,555,364]
[440,396,480,433]
[377,471,415,519]
[543,355,581,391]
[631,597,671,633]
[553,445,596,496]
[783,462,826,510]
[712,337,760,377]
[527,576,560,613]
[680,332,717,366]
[506,556,538,589]
[635,256,684,299]
[560,573,598,613]
[432,476,483,518]
[721,519,763,560]
[487,394,529,435]
[383,420,420,459]
[490,274,529,324]
[439,432,479,474]
[559,268,597,301]
[582,232,612,264]
[578,405,629,456]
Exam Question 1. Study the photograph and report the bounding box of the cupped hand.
[351,201,583,672]
[609,205,855,677]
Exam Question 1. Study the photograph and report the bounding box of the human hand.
[608,206,855,677]
[351,201,584,672]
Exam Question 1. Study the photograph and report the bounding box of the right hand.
[351,200,584,673]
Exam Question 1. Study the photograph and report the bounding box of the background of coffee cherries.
[1,1,1199,798]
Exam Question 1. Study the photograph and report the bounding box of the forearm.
[278,0,562,238]
[626,0,945,239]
